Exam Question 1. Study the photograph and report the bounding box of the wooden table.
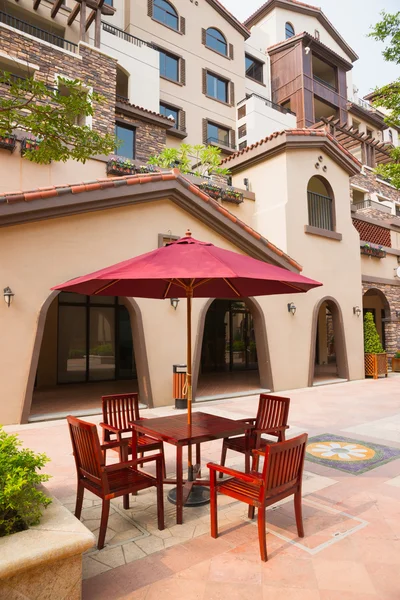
[130,411,248,524]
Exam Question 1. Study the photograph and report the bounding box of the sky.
[220,0,400,97]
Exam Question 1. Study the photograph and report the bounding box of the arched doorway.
[309,297,349,386]
[195,299,271,398]
[27,292,151,421]
[307,176,335,232]
[362,288,390,351]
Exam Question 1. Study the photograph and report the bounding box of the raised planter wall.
[0,490,95,599]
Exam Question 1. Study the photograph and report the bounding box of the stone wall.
[115,111,167,163]
[351,167,400,204]
[0,26,117,135]
[362,281,400,356]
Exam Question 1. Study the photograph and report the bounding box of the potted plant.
[0,427,51,537]
[20,137,41,156]
[107,156,135,176]
[360,243,386,258]
[221,187,244,204]
[364,311,388,379]
[392,351,400,372]
[198,181,222,200]
[0,133,16,152]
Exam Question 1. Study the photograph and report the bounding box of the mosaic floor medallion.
[306,434,400,474]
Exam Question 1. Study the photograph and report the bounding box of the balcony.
[313,74,337,92]
[237,93,296,116]
[206,137,236,152]
[307,192,333,231]
[0,10,77,53]
[101,22,155,49]
[353,199,392,214]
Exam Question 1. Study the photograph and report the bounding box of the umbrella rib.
[163,280,173,299]
[192,278,212,289]
[280,281,306,292]
[223,278,241,297]
[94,279,120,294]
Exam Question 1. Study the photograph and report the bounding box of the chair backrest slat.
[102,393,140,430]
[262,433,308,495]
[67,416,105,483]
[256,394,290,431]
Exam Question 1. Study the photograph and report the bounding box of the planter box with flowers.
[0,134,16,153]
[20,137,41,157]
[198,181,223,200]
[0,427,94,599]
[221,187,244,204]
[360,243,386,259]
[107,158,161,177]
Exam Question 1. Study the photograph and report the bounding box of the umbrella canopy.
[52,233,321,298]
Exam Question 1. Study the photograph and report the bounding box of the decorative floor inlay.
[306,434,400,474]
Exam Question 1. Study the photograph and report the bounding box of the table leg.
[176,444,183,524]
[196,443,201,478]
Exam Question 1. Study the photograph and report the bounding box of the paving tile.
[261,556,318,589]
[135,535,165,555]
[263,589,321,600]
[209,553,262,585]
[205,581,264,600]
[364,562,400,596]
[121,542,147,563]
[82,556,111,580]
[144,576,206,600]
[312,559,377,594]
[93,546,126,569]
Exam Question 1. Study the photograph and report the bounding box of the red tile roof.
[221,129,361,169]
[115,98,174,123]
[245,0,320,25]
[267,31,353,68]
[0,169,302,271]
[206,0,250,38]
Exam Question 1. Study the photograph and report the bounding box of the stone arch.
[21,292,152,423]
[362,286,393,354]
[192,296,273,398]
[116,64,130,100]
[308,296,349,386]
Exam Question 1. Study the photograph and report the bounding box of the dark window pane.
[58,292,86,304]
[58,306,87,383]
[160,103,179,128]
[159,50,179,81]
[206,72,228,103]
[207,122,229,145]
[206,27,227,55]
[153,0,178,30]
[89,307,115,381]
[245,55,263,82]
[285,22,295,39]
[115,124,135,159]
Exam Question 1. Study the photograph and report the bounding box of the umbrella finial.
[185,229,192,238]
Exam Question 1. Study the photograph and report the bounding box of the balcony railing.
[353,199,392,214]
[237,92,296,116]
[101,22,155,49]
[307,191,333,231]
[313,75,337,92]
[206,136,236,150]
[0,10,78,53]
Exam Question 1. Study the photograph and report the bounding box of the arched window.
[285,22,295,39]
[153,0,178,31]
[307,176,334,231]
[206,27,227,56]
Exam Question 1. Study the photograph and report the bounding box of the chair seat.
[86,467,154,496]
[224,435,274,453]
[128,435,163,450]
[218,475,261,503]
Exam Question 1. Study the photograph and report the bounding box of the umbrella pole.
[187,290,193,481]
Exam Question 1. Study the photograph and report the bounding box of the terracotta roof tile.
[267,31,353,67]
[0,170,302,272]
[245,0,320,26]
[116,98,173,122]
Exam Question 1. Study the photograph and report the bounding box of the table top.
[130,411,248,446]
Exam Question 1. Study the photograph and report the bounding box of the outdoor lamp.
[3,287,14,307]
[170,298,180,310]
[353,306,362,317]
[287,302,296,316]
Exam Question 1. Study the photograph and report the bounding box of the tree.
[0,73,116,165]
[363,311,384,354]
[148,143,231,177]
[369,11,400,188]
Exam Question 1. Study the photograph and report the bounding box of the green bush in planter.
[363,311,384,354]
[394,351,400,359]
[0,428,51,537]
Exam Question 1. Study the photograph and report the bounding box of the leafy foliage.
[148,143,231,177]
[369,12,400,188]
[0,427,51,537]
[0,74,116,164]
[363,311,384,354]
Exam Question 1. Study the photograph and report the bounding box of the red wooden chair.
[67,415,164,550]
[208,433,308,561]
[100,393,166,476]
[220,394,290,474]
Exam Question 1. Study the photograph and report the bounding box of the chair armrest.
[104,453,163,473]
[236,417,257,425]
[207,462,263,486]
[100,439,129,451]
[99,423,132,434]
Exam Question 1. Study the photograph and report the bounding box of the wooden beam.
[51,0,65,18]
[68,3,80,25]
[85,9,96,30]
[80,0,86,42]
[33,0,41,10]
[94,5,101,47]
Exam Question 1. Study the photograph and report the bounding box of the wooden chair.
[100,393,166,476]
[208,433,308,561]
[220,394,290,474]
[67,415,164,550]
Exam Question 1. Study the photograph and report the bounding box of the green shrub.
[0,428,51,537]
[363,311,384,354]
[394,351,400,359]
[232,340,245,352]
[90,343,113,356]
[68,348,85,359]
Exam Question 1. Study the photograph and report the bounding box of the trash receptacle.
[173,364,187,409]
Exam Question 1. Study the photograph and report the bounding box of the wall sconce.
[170,298,180,310]
[287,302,296,315]
[353,306,362,317]
[3,287,14,307]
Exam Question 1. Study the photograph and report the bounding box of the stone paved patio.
[4,376,400,599]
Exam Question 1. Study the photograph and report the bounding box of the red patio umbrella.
[52,231,321,487]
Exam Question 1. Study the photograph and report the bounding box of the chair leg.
[156,483,165,531]
[210,474,218,538]
[219,441,227,479]
[160,444,166,479]
[257,507,268,562]
[98,499,110,550]
[75,482,84,520]
[244,450,251,474]
[248,504,255,520]
[294,491,304,538]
